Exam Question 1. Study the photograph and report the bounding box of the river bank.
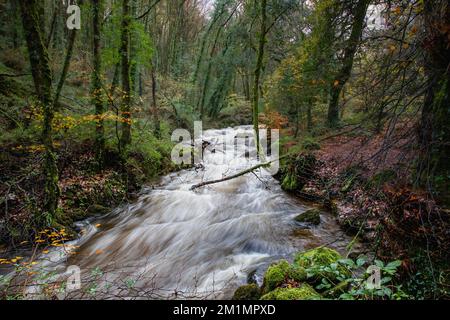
[270,129,450,299]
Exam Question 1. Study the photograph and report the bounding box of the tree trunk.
[417,1,450,200]
[151,66,161,138]
[19,0,60,221]
[110,62,121,96]
[198,26,222,120]
[307,99,313,132]
[253,0,267,157]
[36,0,45,36]
[327,0,369,128]
[130,0,138,95]
[120,0,132,148]
[92,0,105,168]
[53,25,79,110]
[10,0,19,48]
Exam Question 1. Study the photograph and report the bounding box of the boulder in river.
[295,208,321,225]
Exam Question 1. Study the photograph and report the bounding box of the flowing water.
[7,126,356,299]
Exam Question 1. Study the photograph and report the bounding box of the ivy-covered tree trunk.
[53,1,82,110]
[307,100,313,132]
[9,0,20,48]
[36,0,45,36]
[151,65,161,138]
[120,0,132,148]
[253,0,267,157]
[417,1,450,201]
[198,26,222,120]
[130,0,138,95]
[19,0,60,222]
[92,0,105,167]
[327,0,369,128]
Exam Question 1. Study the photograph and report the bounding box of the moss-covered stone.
[232,284,261,300]
[262,260,307,293]
[295,208,321,225]
[260,284,321,300]
[294,247,350,282]
[294,247,342,268]
[281,172,297,191]
[263,260,290,293]
[280,154,317,192]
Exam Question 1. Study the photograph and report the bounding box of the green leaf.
[385,260,401,270]
[356,257,367,267]
[374,260,384,268]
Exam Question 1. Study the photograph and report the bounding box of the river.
[10,126,354,299]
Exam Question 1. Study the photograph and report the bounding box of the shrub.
[301,136,321,151]
[0,48,25,72]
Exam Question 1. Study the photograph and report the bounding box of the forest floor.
[276,125,450,298]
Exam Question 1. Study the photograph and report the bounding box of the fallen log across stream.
[190,162,272,190]
[189,154,290,190]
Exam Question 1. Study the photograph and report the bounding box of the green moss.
[294,247,350,282]
[295,208,321,225]
[281,172,297,191]
[260,284,321,300]
[263,260,290,292]
[294,247,342,268]
[262,260,307,293]
[280,154,317,192]
[232,284,261,300]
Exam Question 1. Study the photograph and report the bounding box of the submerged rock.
[295,208,321,225]
[291,228,314,238]
[232,284,261,300]
[260,284,321,300]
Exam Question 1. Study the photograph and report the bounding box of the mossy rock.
[262,260,307,293]
[281,172,298,191]
[294,247,342,268]
[295,208,321,225]
[280,154,317,192]
[294,247,350,281]
[260,284,321,300]
[232,284,261,300]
